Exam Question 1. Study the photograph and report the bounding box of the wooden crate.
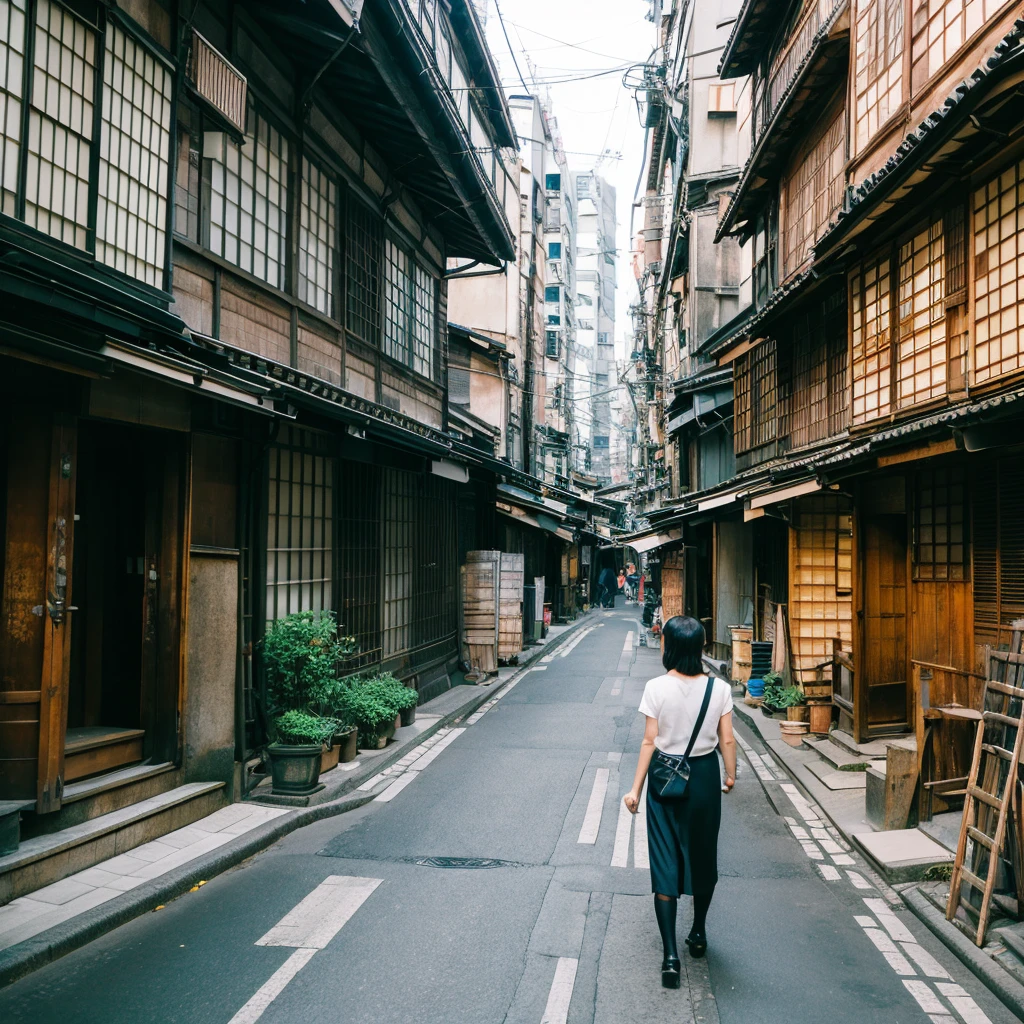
[498,552,524,660]
[461,551,501,673]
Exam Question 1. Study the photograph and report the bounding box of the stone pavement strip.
[0,613,597,989]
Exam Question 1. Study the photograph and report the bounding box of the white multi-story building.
[573,173,617,484]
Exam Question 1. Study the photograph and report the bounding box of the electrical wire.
[493,0,532,95]
[503,19,640,63]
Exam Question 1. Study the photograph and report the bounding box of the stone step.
[803,735,883,771]
[805,759,868,790]
[0,782,226,905]
[829,729,899,759]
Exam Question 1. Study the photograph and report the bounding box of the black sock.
[691,889,714,937]
[654,895,678,961]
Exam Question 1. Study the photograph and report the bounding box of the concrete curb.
[903,885,1024,1022]
[0,613,598,989]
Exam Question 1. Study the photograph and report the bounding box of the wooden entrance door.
[862,514,909,736]
[0,408,77,812]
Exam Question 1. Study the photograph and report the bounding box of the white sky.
[482,0,657,348]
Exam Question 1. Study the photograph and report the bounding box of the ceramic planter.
[267,743,323,795]
[808,702,832,735]
[787,705,809,723]
[364,719,396,751]
[335,727,358,763]
[320,742,341,773]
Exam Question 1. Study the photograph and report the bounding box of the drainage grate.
[414,856,520,869]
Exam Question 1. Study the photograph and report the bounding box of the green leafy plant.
[260,611,357,714]
[272,710,341,746]
[333,680,400,745]
[779,685,806,708]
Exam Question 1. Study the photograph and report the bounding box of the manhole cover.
[414,856,520,869]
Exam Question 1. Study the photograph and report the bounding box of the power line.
[504,19,640,63]
[493,0,532,96]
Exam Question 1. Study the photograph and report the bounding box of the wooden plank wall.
[498,552,524,659]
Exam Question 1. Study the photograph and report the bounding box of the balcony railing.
[752,0,845,143]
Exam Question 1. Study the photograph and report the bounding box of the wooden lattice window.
[346,196,383,344]
[972,459,1024,645]
[789,494,854,687]
[944,202,968,393]
[734,339,779,454]
[786,286,849,448]
[973,162,1024,383]
[896,213,947,407]
[782,106,846,279]
[911,0,1001,92]
[851,253,892,423]
[853,0,903,154]
[913,466,967,581]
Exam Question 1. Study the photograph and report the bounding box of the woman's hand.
[722,775,735,794]
[624,790,641,814]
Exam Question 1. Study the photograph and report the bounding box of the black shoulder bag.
[648,676,715,802]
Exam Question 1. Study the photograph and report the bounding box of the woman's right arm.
[624,715,659,813]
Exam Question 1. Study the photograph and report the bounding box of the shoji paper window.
[0,0,26,217]
[853,0,903,154]
[208,112,288,289]
[973,161,1024,383]
[896,214,946,406]
[96,24,172,287]
[298,155,336,316]
[911,0,1000,90]
[851,253,892,423]
[24,0,96,249]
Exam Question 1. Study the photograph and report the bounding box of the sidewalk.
[731,694,1024,1021]
[0,613,597,988]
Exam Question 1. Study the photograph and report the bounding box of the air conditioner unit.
[187,31,247,137]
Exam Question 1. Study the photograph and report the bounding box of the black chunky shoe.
[661,956,681,988]
[685,931,707,958]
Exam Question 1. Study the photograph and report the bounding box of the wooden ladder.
[946,644,1024,945]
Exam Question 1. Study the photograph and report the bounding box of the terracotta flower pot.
[320,742,341,773]
[335,727,358,763]
[778,720,810,747]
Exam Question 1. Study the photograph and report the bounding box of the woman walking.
[623,615,736,988]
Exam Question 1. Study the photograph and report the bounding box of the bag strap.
[683,676,716,761]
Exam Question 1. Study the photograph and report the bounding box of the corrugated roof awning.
[697,488,748,512]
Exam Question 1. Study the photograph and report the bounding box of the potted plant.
[781,686,809,722]
[760,673,786,716]
[334,724,358,763]
[267,710,339,793]
[334,677,403,750]
[389,677,420,727]
[260,611,357,795]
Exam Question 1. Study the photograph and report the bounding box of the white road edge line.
[540,956,579,1024]
[375,771,420,802]
[611,793,633,867]
[633,779,649,869]
[577,768,610,844]
[936,983,994,1023]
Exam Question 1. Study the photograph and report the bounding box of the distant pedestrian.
[597,566,617,608]
[616,569,626,594]
[624,615,736,988]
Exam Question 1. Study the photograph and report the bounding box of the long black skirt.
[646,750,721,897]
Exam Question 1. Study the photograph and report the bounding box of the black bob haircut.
[661,616,706,675]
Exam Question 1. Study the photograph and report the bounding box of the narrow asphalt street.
[0,609,1014,1024]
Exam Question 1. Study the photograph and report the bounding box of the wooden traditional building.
[636,0,1024,751]
[0,0,545,895]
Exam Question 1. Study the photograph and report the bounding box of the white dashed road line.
[540,957,578,1024]
[577,768,610,845]
[232,876,381,1023]
[610,794,633,868]
[633,779,649,870]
